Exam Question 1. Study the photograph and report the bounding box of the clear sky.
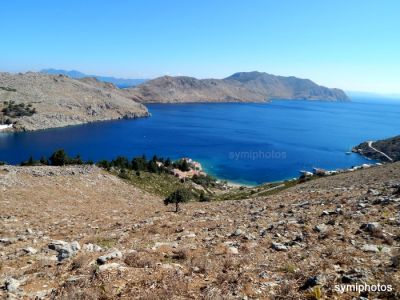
[1,0,399,93]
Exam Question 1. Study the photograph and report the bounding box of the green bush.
[164,187,192,212]
[49,149,69,166]
[192,174,217,187]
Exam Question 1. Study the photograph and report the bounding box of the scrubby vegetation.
[20,149,88,166]
[0,86,17,92]
[1,101,36,118]
[18,149,300,202]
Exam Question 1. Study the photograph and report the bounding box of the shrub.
[97,160,111,170]
[40,156,49,165]
[49,149,69,166]
[118,168,130,180]
[164,187,192,212]
[192,174,217,187]
[174,159,191,172]
[199,191,211,202]
[112,156,130,169]
[20,156,40,166]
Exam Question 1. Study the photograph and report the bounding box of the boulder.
[48,240,80,261]
[4,277,20,293]
[271,242,288,251]
[96,249,122,265]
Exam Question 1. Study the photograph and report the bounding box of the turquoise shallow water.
[1,99,399,185]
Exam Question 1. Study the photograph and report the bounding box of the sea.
[1,98,399,185]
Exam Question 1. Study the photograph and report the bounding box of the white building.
[0,124,13,131]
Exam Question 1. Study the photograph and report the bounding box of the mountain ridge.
[40,68,148,88]
[123,71,349,103]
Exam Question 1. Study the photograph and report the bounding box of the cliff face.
[0,72,149,131]
[123,71,350,103]
[353,135,400,162]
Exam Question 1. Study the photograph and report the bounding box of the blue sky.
[1,0,399,93]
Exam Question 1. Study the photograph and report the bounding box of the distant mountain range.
[40,69,349,103]
[40,69,148,88]
[123,71,349,103]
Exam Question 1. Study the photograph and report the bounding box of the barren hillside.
[0,72,149,131]
[0,163,399,299]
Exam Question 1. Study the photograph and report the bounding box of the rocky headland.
[0,72,149,131]
[353,136,400,162]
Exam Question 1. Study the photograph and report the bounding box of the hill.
[0,161,398,299]
[124,71,350,103]
[0,72,149,131]
[353,135,400,162]
[40,69,148,88]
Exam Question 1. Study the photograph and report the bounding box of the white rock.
[98,263,126,272]
[361,244,379,253]
[4,277,20,293]
[97,249,122,265]
[22,247,38,255]
[83,243,103,252]
[315,224,328,233]
[227,246,239,254]
[271,242,288,251]
[48,240,80,261]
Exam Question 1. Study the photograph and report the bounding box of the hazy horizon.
[1,0,399,94]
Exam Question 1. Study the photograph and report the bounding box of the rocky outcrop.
[0,72,149,131]
[353,135,400,162]
[123,71,350,103]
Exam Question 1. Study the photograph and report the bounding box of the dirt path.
[367,140,393,161]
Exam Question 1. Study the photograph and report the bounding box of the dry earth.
[0,163,399,299]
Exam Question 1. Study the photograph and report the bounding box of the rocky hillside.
[353,135,400,162]
[123,71,349,103]
[0,163,399,299]
[0,72,149,131]
[41,69,148,88]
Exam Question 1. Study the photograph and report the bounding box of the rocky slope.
[0,72,149,131]
[353,135,400,162]
[0,163,399,299]
[123,71,350,103]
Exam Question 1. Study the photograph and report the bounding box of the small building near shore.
[0,124,13,131]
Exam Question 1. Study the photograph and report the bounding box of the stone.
[271,242,288,251]
[300,275,325,290]
[96,249,122,265]
[232,229,243,236]
[315,224,328,234]
[360,222,380,233]
[0,237,17,245]
[22,247,38,255]
[83,243,103,252]
[98,263,126,272]
[227,246,239,254]
[4,277,20,293]
[48,240,80,261]
[361,244,379,253]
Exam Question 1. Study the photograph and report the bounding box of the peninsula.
[0,72,149,131]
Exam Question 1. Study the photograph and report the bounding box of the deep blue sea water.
[1,99,399,185]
